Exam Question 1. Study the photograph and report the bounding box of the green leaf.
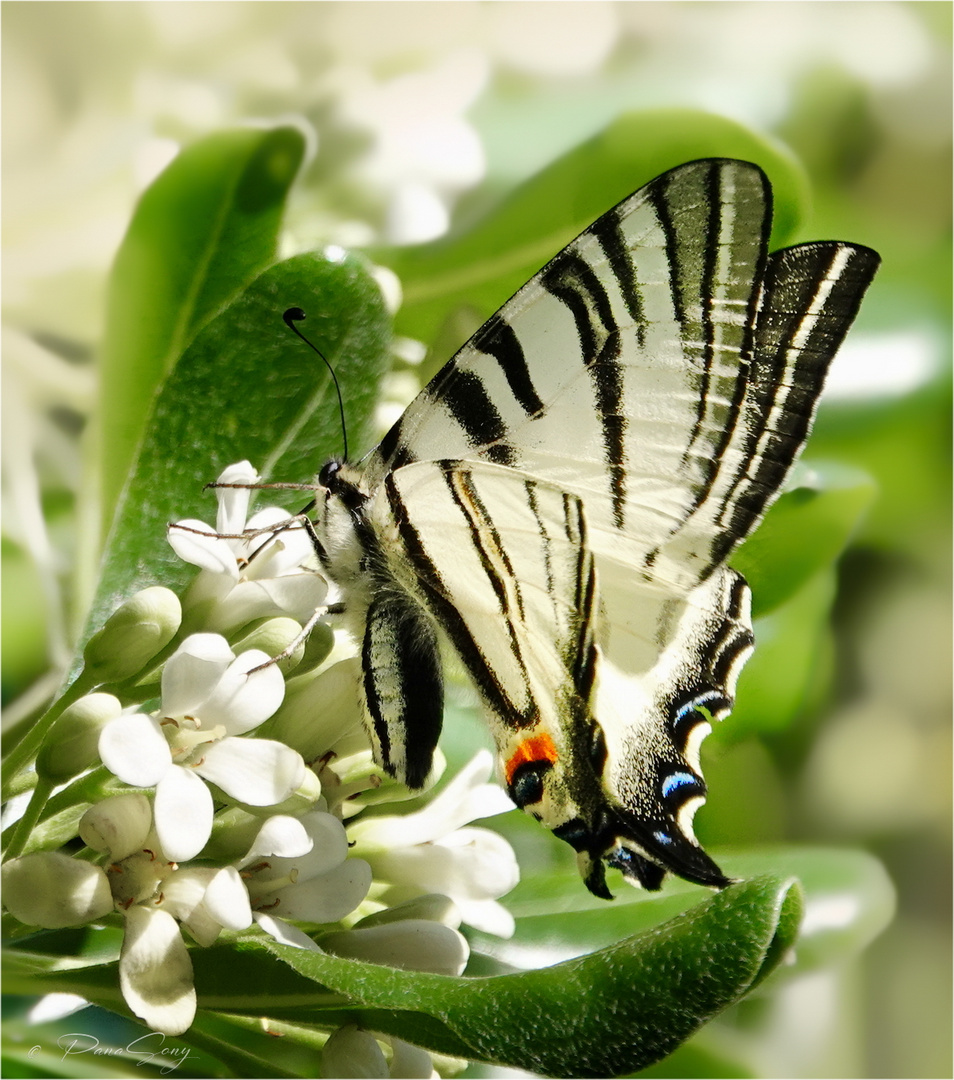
[732,462,877,618]
[97,126,307,538]
[378,110,807,353]
[83,250,389,646]
[244,874,801,1077]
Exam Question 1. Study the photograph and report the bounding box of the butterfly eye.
[508,759,552,808]
[319,460,341,490]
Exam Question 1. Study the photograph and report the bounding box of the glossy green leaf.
[378,110,807,353]
[83,250,389,645]
[97,126,307,536]
[732,462,877,618]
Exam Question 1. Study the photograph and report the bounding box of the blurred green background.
[3,3,950,1077]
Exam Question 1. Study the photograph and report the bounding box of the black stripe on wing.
[541,252,628,529]
[663,162,770,517]
[384,471,532,725]
[472,314,546,419]
[590,207,646,339]
[707,241,881,569]
[362,592,444,788]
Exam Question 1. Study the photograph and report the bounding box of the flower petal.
[243,513,315,576]
[349,750,513,849]
[214,460,258,535]
[167,521,240,579]
[99,713,171,788]
[268,858,371,923]
[388,1035,437,1079]
[452,897,516,939]
[370,827,519,902]
[154,765,214,862]
[291,812,350,878]
[254,912,322,950]
[161,634,235,717]
[160,867,214,923]
[211,575,328,629]
[202,866,252,931]
[120,906,195,1035]
[240,815,313,865]
[197,649,285,733]
[196,737,304,806]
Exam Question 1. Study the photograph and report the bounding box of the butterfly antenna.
[283,307,349,461]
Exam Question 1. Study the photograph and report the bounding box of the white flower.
[247,810,372,935]
[74,797,371,1035]
[98,633,305,861]
[349,751,519,937]
[168,460,327,633]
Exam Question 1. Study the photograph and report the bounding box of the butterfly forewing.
[316,158,880,896]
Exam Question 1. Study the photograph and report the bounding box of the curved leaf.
[467,845,891,985]
[248,874,802,1077]
[83,250,390,645]
[8,855,889,1079]
[719,847,895,974]
[97,126,307,535]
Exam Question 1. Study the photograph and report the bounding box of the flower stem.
[3,775,55,860]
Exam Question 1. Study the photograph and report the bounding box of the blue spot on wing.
[653,830,673,845]
[662,771,699,798]
[674,701,698,722]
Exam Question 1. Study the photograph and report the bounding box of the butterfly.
[306,158,879,898]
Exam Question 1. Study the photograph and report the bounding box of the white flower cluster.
[2,462,519,1074]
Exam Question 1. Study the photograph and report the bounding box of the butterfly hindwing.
[313,158,879,895]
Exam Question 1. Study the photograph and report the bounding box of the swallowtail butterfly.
[309,159,879,898]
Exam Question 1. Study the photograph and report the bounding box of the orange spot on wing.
[505,732,559,785]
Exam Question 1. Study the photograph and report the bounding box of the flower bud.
[84,587,182,683]
[228,617,305,674]
[321,1025,388,1079]
[80,793,153,860]
[264,657,364,759]
[354,893,461,930]
[2,852,113,928]
[320,920,470,976]
[36,693,123,782]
